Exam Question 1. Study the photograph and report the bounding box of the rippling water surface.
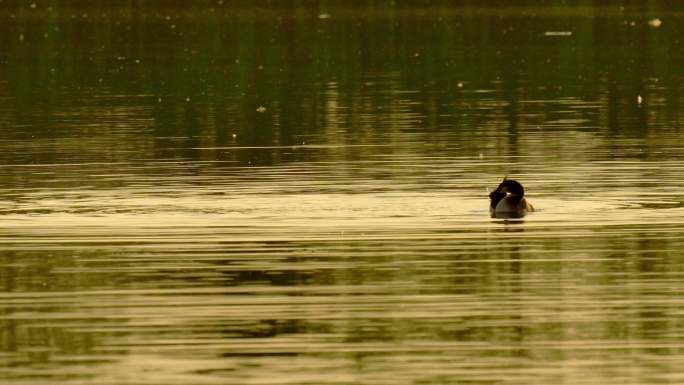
[1,3,684,384]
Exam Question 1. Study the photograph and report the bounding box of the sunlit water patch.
[2,152,684,385]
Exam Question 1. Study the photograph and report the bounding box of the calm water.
[2,3,684,384]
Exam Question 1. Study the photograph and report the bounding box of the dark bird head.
[489,189,507,210]
[489,177,525,208]
[495,178,525,196]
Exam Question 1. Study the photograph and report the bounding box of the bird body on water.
[489,178,534,218]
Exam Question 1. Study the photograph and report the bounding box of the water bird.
[489,178,534,218]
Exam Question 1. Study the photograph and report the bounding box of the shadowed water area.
[1,2,684,384]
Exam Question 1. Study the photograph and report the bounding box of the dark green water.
[2,3,684,384]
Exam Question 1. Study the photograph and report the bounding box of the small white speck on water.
[544,31,572,36]
[185,97,191,102]
[256,106,267,113]
[19,34,24,41]
[457,82,464,88]
[637,95,643,105]
[232,133,237,139]
[648,18,662,28]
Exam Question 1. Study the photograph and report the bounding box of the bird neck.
[506,193,523,204]
[489,191,506,209]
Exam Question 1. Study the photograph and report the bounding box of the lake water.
[1,3,684,384]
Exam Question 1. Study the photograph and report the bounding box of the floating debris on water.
[544,31,572,36]
[256,106,267,113]
[648,18,662,28]
[318,13,331,19]
[637,95,643,105]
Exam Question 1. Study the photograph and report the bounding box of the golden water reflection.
[1,2,684,385]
